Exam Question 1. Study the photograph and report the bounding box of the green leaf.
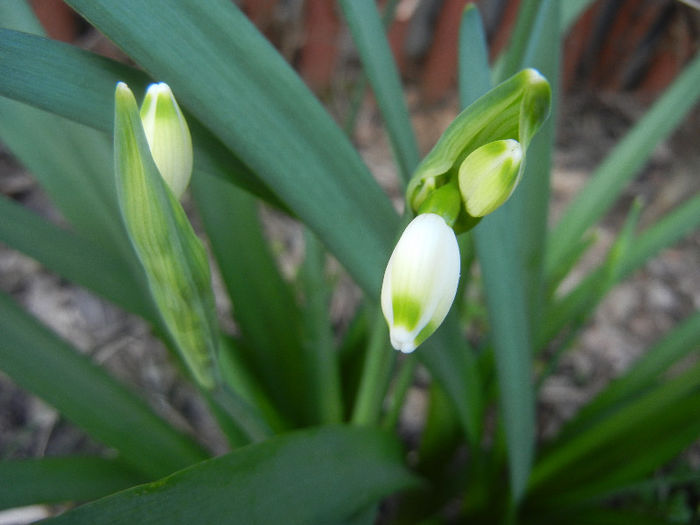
[64,0,399,296]
[546,52,700,276]
[338,0,420,182]
[0,457,143,510]
[418,312,483,446]
[557,311,700,441]
[114,83,218,391]
[458,5,491,108]
[0,290,208,479]
[458,7,537,503]
[0,28,276,206]
[190,172,309,425]
[505,0,560,325]
[561,0,597,33]
[529,361,700,502]
[44,426,420,525]
[540,195,700,348]
[299,230,344,424]
[0,194,153,321]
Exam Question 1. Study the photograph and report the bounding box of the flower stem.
[382,353,417,431]
[351,310,397,426]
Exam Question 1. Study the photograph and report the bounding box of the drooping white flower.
[381,213,460,353]
[140,82,193,199]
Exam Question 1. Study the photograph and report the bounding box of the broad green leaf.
[0,0,140,282]
[114,83,218,391]
[44,426,420,525]
[64,0,399,296]
[0,457,143,510]
[0,291,208,478]
[0,194,153,321]
[0,28,277,205]
[547,52,700,276]
[190,171,309,425]
[338,0,420,182]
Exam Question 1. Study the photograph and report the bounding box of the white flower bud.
[381,213,460,353]
[139,82,193,199]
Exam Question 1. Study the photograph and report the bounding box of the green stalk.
[351,311,397,426]
[382,354,418,431]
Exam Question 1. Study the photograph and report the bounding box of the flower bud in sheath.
[140,83,193,199]
[458,139,523,217]
[381,213,460,353]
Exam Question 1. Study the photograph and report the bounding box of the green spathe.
[140,82,193,199]
[407,68,550,231]
[114,82,218,390]
[381,213,460,353]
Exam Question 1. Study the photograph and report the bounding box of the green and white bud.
[381,213,460,353]
[458,139,523,217]
[140,82,193,199]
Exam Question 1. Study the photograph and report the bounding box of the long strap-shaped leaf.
[44,426,420,525]
[0,457,143,510]
[0,194,153,321]
[0,28,280,208]
[337,0,420,183]
[64,0,399,296]
[459,5,538,504]
[191,171,312,425]
[546,52,700,276]
[0,291,208,479]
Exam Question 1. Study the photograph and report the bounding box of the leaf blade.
[44,426,420,525]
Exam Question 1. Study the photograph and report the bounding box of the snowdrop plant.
[0,1,699,523]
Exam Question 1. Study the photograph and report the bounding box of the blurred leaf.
[546,53,700,276]
[459,5,491,108]
[540,194,700,348]
[299,230,344,424]
[509,0,560,325]
[338,0,419,182]
[0,28,277,205]
[44,426,420,525]
[0,290,208,479]
[460,6,539,502]
[190,171,309,425]
[530,361,700,503]
[64,0,399,296]
[557,311,700,441]
[560,0,597,33]
[0,194,152,320]
[419,312,483,446]
[0,457,143,510]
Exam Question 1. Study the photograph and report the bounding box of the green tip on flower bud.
[381,213,460,353]
[458,139,523,217]
[140,82,193,199]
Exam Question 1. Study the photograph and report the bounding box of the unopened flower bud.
[140,82,193,199]
[458,139,523,217]
[381,213,460,353]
